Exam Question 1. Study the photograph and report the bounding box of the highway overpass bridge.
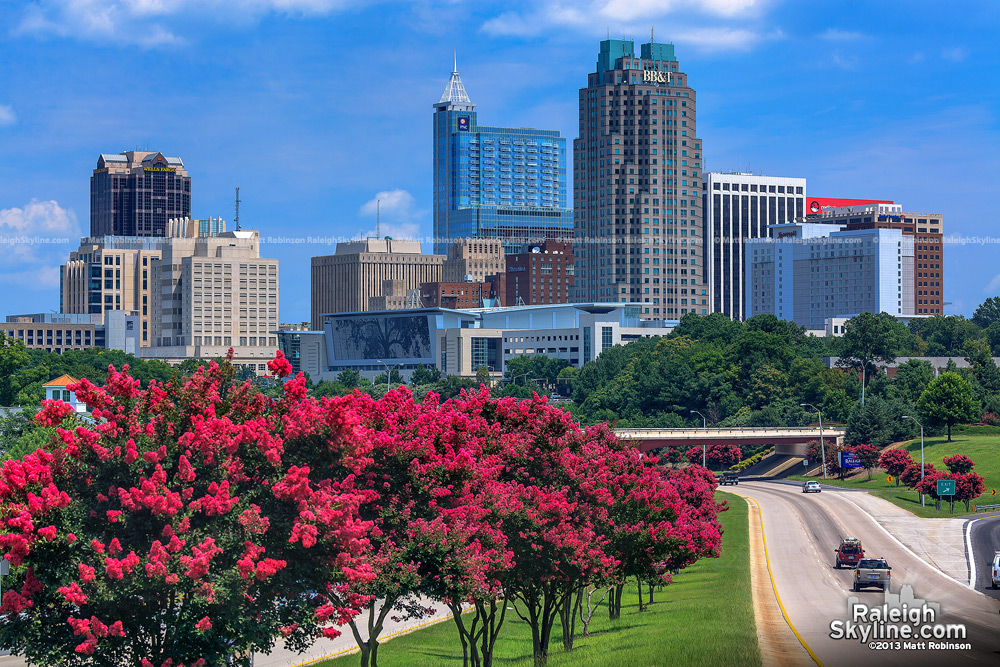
[613,426,845,456]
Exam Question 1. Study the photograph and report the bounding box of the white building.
[298,303,677,382]
[745,222,914,330]
[703,172,807,320]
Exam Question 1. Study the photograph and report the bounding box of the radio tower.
[234,187,241,231]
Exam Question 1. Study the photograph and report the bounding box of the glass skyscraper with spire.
[432,60,573,256]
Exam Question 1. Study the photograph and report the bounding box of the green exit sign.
[937,479,956,496]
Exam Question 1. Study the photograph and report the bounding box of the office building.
[805,197,893,217]
[808,203,944,316]
[745,222,915,330]
[60,219,229,346]
[505,240,575,306]
[703,173,806,320]
[420,280,504,309]
[433,60,573,255]
[90,151,191,237]
[142,230,279,374]
[310,239,445,329]
[307,303,676,381]
[3,311,140,355]
[573,38,707,318]
[442,238,506,283]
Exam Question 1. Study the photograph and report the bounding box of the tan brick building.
[310,239,444,329]
[442,238,506,283]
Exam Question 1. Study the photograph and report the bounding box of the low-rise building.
[3,311,141,354]
[43,375,86,413]
[306,303,676,381]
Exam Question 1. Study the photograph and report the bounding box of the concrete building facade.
[142,230,279,374]
[90,151,191,237]
[573,38,707,318]
[703,173,806,320]
[3,311,140,354]
[442,238,506,283]
[310,239,445,329]
[808,204,944,316]
[433,61,572,255]
[745,222,915,330]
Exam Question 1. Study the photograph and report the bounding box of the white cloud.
[0,199,81,264]
[358,189,423,240]
[0,105,15,126]
[986,274,1000,294]
[12,0,371,46]
[481,1,775,52]
[942,47,968,62]
[819,28,863,41]
[0,267,63,289]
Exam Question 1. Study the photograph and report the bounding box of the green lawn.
[787,425,1000,518]
[315,491,759,667]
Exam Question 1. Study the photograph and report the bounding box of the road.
[969,515,1000,601]
[733,481,1000,667]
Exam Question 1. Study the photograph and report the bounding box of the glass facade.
[433,68,573,255]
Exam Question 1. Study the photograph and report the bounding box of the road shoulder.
[741,494,815,667]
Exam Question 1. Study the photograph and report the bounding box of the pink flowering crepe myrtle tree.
[0,352,376,667]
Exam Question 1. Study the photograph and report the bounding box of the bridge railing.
[614,426,846,438]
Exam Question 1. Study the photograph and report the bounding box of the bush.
[730,447,774,471]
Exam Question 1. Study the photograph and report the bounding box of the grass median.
[314,490,758,667]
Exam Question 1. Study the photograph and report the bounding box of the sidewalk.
[838,491,969,584]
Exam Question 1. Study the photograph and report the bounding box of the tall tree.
[892,359,935,404]
[972,296,1000,328]
[837,312,906,379]
[917,371,980,441]
[0,332,30,406]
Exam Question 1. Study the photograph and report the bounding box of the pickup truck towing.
[853,558,891,592]
[834,537,864,569]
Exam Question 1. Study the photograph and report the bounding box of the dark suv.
[720,472,739,486]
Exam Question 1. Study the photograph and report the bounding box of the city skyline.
[0,1,997,322]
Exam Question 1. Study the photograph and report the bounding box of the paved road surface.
[969,515,1000,601]
[733,481,1000,667]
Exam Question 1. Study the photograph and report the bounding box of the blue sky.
[0,0,997,323]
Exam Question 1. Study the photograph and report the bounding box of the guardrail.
[614,427,846,438]
[973,503,1000,512]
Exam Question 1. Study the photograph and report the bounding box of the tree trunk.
[947,423,952,442]
[450,604,471,667]
[648,581,654,604]
[636,576,645,612]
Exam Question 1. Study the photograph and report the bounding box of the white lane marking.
[966,517,977,590]
[833,491,989,597]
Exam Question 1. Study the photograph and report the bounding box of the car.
[854,558,891,591]
[802,481,822,493]
[990,551,1000,589]
[834,537,864,569]
[720,472,739,486]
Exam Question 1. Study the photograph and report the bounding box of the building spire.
[436,52,474,108]
[651,26,654,42]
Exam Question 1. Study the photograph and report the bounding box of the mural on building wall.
[331,314,432,360]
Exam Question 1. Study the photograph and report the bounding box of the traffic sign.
[937,479,956,496]
[993,489,997,496]
[887,475,894,483]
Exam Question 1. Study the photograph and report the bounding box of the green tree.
[837,312,906,381]
[972,296,1000,328]
[892,360,935,404]
[0,333,31,406]
[337,368,362,388]
[408,363,440,386]
[917,371,980,441]
[963,338,1000,398]
[846,397,892,448]
[476,365,492,387]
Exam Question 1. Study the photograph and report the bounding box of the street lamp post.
[800,403,826,479]
[861,360,879,406]
[376,359,397,394]
[903,415,925,507]
[691,410,707,468]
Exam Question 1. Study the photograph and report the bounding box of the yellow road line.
[286,610,460,667]
[744,495,824,667]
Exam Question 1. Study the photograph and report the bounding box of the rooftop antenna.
[234,187,241,231]
[453,50,457,73]
[651,26,654,42]
[376,199,381,239]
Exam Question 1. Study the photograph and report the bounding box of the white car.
[990,552,1000,589]
[802,481,822,493]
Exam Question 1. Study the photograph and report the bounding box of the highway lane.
[970,515,1000,601]
[734,481,1000,667]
